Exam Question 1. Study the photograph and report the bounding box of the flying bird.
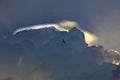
[62,38,66,44]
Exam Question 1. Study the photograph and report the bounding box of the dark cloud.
[0,27,118,80]
[112,66,120,79]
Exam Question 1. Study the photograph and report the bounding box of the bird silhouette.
[62,38,66,44]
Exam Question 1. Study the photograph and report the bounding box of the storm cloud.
[0,27,118,80]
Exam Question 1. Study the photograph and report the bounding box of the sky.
[0,0,120,80]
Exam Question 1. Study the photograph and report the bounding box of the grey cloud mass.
[0,27,118,80]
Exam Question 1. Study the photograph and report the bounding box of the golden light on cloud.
[81,30,98,45]
[58,20,98,45]
[104,49,120,66]
[58,20,78,29]
[13,20,98,45]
